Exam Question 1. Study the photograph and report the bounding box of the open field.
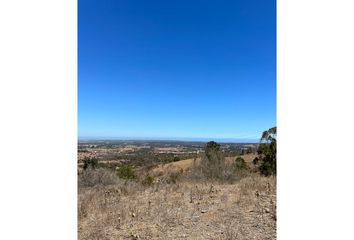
[78,175,276,240]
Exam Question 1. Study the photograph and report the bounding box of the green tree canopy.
[205,141,221,159]
[257,127,276,176]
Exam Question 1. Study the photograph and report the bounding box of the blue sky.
[79,0,276,141]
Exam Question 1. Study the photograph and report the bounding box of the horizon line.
[78,136,260,143]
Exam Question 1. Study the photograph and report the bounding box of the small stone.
[130,233,139,240]
[201,210,207,213]
[265,208,270,213]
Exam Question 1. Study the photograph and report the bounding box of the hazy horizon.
[78,135,260,143]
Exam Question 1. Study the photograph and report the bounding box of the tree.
[261,126,276,143]
[205,141,221,158]
[257,127,276,176]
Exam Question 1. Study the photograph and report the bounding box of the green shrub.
[142,175,155,186]
[257,127,277,176]
[234,157,247,170]
[83,157,98,170]
[116,165,136,180]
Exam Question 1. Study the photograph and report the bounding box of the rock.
[130,233,139,240]
[201,210,207,213]
[265,208,270,213]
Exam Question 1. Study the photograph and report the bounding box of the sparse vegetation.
[78,167,119,188]
[116,164,137,180]
[198,141,229,180]
[78,138,276,239]
[78,175,276,239]
[188,141,252,182]
[141,175,155,186]
[82,156,98,170]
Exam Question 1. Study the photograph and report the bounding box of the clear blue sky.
[79,0,276,141]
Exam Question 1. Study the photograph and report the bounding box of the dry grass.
[78,173,276,239]
[149,154,257,177]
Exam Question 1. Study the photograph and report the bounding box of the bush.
[252,157,259,165]
[166,172,180,184]
[142,175,155,186]
[116,165,136,180]
[192,141,232,181]
[83,157,98,170]
[234,157,248,170]
[78,168,119,188]
[188,141,251,182]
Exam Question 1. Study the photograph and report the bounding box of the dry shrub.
[166,171,181,184]
[184,155,251,183]
[224,219,244,240]
[180,141,253,183]
[78,167,120,188]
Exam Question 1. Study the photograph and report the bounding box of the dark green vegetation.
[234,157,248,170]
[116,165,137,180]
[255,127,277,176]
[141,175,155,186]
[82,156,98,170]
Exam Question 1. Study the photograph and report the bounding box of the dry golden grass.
[149,154,257,177]
[78,173,276,240]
